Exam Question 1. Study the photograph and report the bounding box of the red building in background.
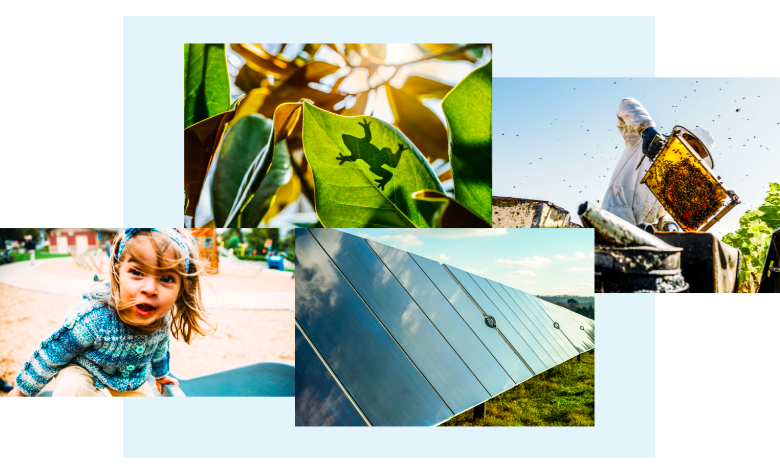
[46,229,119,254]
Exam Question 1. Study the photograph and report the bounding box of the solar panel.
[295,228,596,426]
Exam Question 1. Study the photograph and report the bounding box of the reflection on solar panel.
[295,228,596,426]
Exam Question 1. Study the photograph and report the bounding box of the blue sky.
[337,228,594,296]
[494,78,780,238]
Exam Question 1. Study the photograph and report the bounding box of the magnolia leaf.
[184,96,242,217]
[302,101,444,228]
[231,43,291,76]
[239,139,291,228]
[442,59,492,223]
[184,44,231,128]
[341,91,369,116]
[210,114,290,227]
[234,64,266,93]
[224,103,303,227]
[259,63,344,117]
[262,170,302,224]
[386,84,449,162]
[411,190,491,228]
[400,76,453,99]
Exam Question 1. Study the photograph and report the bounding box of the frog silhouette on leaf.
[337,119,408,191]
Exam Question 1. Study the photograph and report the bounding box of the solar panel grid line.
[296,229,452,426]
[443,265,545,375]
[309,229,490,417]
[306,229,458,416]
[553,303,594,349]
[365,240,514,397]
[363,239,493,398]
[294,323,371,426]
[536,301,585,352]
[468,273,558,370]
[486,278,566,365]
[516,290,580,357]
[407,252,532,387]
[486,278,568,365]
[441,264,537,379]
[501,284,576,361]
[531,296,585,352]
[503,286,574,359]
[542,302,591,353]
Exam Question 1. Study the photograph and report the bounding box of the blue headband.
[116,228,190,273]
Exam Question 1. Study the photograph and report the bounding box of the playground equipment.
[36,360,295,397]
[267,254,285,270]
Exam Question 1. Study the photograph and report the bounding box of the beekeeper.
[601,98,716,231]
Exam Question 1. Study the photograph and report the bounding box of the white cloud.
[368,234,423,247]
[508,270,537,277]
[436,253,450,260]
[496,256,552,268]
[566,267,591,273]
[464,268,483,274]
[555,252,594,261]
[385,228,508,239]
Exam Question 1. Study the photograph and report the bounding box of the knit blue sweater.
[15,282,171,397]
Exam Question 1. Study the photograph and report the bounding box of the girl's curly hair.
[105,229,214,343]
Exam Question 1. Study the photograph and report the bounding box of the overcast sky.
[337,228,594,296]
[494,78,780,238]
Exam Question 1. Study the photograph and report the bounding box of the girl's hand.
[7,388,27,397]
[155,375,179,394]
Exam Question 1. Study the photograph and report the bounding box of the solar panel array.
[295,228,595,426]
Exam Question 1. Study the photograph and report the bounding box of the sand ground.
[0,258,294,396]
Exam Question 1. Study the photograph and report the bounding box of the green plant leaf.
[442,59,492,223]
[184,44,231,128]
[411,190,491,228]
[386,84,449,162]
[210,114,290,227]
[302,101,444,227]
[184,97,242,217]
[224,102,303,227]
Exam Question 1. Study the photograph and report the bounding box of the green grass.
[440,350,594,426]
[4,252,71,262]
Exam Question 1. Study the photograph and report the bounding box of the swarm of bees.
[651,158,726,230]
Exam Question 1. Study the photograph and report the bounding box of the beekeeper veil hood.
[689,126,715,169]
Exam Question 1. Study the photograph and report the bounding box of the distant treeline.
[537,295,594,306]
[536,295,595,320]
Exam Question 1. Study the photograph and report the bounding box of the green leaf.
[411,190,491,228]
[386,84,449,162]
[210,114,290,227]
[184,96,242,217]
[442,59,492,223]
[302,101,444,227]
[224,102,303,227]
[184,44,231,128]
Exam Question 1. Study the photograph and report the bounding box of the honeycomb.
[642,135,728,231]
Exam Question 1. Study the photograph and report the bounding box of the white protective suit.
[602,98,675,229]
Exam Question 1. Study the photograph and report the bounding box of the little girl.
[8,228,212,397]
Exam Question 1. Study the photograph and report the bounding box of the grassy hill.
[440,351,595,426]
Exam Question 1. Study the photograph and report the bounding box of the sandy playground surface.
[0,258,294,396]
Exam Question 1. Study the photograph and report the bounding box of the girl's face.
[117,235,183,327]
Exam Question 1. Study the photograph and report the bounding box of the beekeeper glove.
[641,127,665,160]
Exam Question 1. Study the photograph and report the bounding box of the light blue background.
[124,294,653,458]
[123,16,654,226]
[123,16,655,458]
